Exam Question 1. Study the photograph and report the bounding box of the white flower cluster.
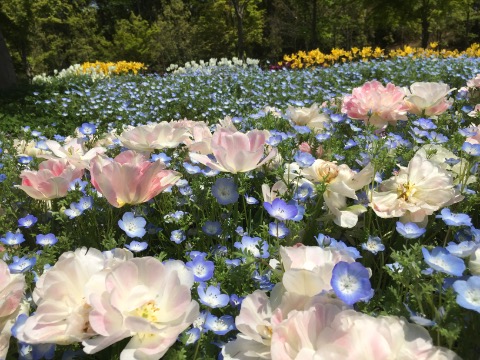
[32,64,110,84]
[166,57,260,74]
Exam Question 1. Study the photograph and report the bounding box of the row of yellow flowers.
[282,43,480,69]
[77,61,147,76]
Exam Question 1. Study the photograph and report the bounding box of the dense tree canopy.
[0,0,479,79]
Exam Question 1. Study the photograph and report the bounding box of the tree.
[0,29,16,89]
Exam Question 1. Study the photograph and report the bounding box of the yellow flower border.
[78,61,147,76]
[282,43,480,69]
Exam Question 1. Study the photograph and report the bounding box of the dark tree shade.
[0,29,16,90]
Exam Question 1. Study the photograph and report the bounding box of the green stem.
[301,192,325,245]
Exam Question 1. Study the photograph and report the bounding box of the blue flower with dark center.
[186,255,215,282]
[9,256,37,274]
[263,198,298,221]
[212,178,239,205]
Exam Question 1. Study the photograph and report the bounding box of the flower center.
[397,181,415,200]
[132,300,160,323]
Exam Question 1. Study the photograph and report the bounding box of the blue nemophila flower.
[18,156,33,164]
[263,198,298,221]
[404,303,436,326]
[462,141,480,156]
[361,236,385,255]
[31,130,42,137]
[413,118,437,130]
[446,241,478,258]
[331,261,373,306]
[225,258,241,267]
[422,247,466,276]
[118,212,146,238]
[184,327,201,345]
[77,196,93,211]
[293,151,315,167]
[18,214,38,228]
[9,255,37,274]
[12,314,56,359]
[268,222,290,239]
[344,139,357,149]
[170,229,186,244]
[293,125,310,134]
[212,178,239,205]
[293,182,314,201]
[0,174,5,182]
[234,235,269,258]
[1,231,25,246]
[396,222,426,239]
[244,194,259,204]
[328,239,361,259]
[202,221,222,236]
[36,233,58,247]
[230,294,243,308]
[186,254,214,282]
[183,162,202,174]
[426,131,448,144]
[151,152,171,165]
[64,202,83,219]
[125,241,148,252]
[197,283,230,308]
[69,178,88,192]
[204,314,235,335]
[202,167,220,177]
[453,276,480,313]
[316,133,331,142]
[36,140,49,150]
[79,122,96,135]
[445,158,461,166]
[436,208,472,227]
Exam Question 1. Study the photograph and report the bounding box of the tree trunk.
[311,0,318,49]
[231,0,248,59]
[420,0,430,48]
[0,29,17,90]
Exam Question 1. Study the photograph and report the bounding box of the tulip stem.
[301,191,324,245]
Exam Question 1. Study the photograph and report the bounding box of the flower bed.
[0,57,479,359]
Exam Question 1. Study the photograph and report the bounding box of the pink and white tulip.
[189,128,277,173]
[371,153,463,224]
[341,80,408,128]
[90,150,181,208]
[403,82,454,117]
[17,158,84,200]
[286,104,330,132]
[40,138,106,170]
[119,122,190,152]
[83,258,199,359]
[0,259,26,358]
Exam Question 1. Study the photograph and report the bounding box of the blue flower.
[422,247,465,276]
[204,314,235,335]
[453,276,480,313]
[36,233,58,247]
[316,133,331,142]
[462,141,480,156]
[293,183,314,201]
[436,208,472,227]
[9,256,37,274]
[331,261,373,306]
[244,194,259,204]
[186,254,215,282]
[79,122,96,135]
[170,229,186,244]
[263,198,298,221]
[118,212,146,238]
[69,178,88,192]
[183,162,202,174]
[404,303,436,326]
[64,202,83,219]
[18,214,38,228]
[413,118,437,130]
[446,241,478,258]
[212,178,239,205]
[234,235,269,258]
[396,222,426,239]
[124,241,148,252]
[0,174,6,182]
[268,222,290,239]
[151,152,171,165]
[77,196,93,211]
[12,314,56,359]
[197,283,230,308]
[361,236,385,255]
[1,231,25,246]
[344,139,357,149]
[184,327,201,345]
[202,221,222,236]
[293,151,315,167]
[18,156,33,164]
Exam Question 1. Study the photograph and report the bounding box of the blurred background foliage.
[1,0,480,78]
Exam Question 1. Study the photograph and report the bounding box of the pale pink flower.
[17,248,108,345]
[189,128,277,173]
[261,181,288,203]
[0,259,26,358]
[371,154,463,224]
[90,150,181,208]
[184,122,214,155]
[341,80,408,128]
[17,158,84,200]
[300,160,374,227]
[286,104,330,132]
[332,311,460,360]
[40,138,106,169]
[13,139,46,157]
[83,258,199,359]
[298,142,311,153]
[280,245,355,297]
[270,303,347,360]
[467,74,480,88]
[119,122,190,152]
[404,82,454,117]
